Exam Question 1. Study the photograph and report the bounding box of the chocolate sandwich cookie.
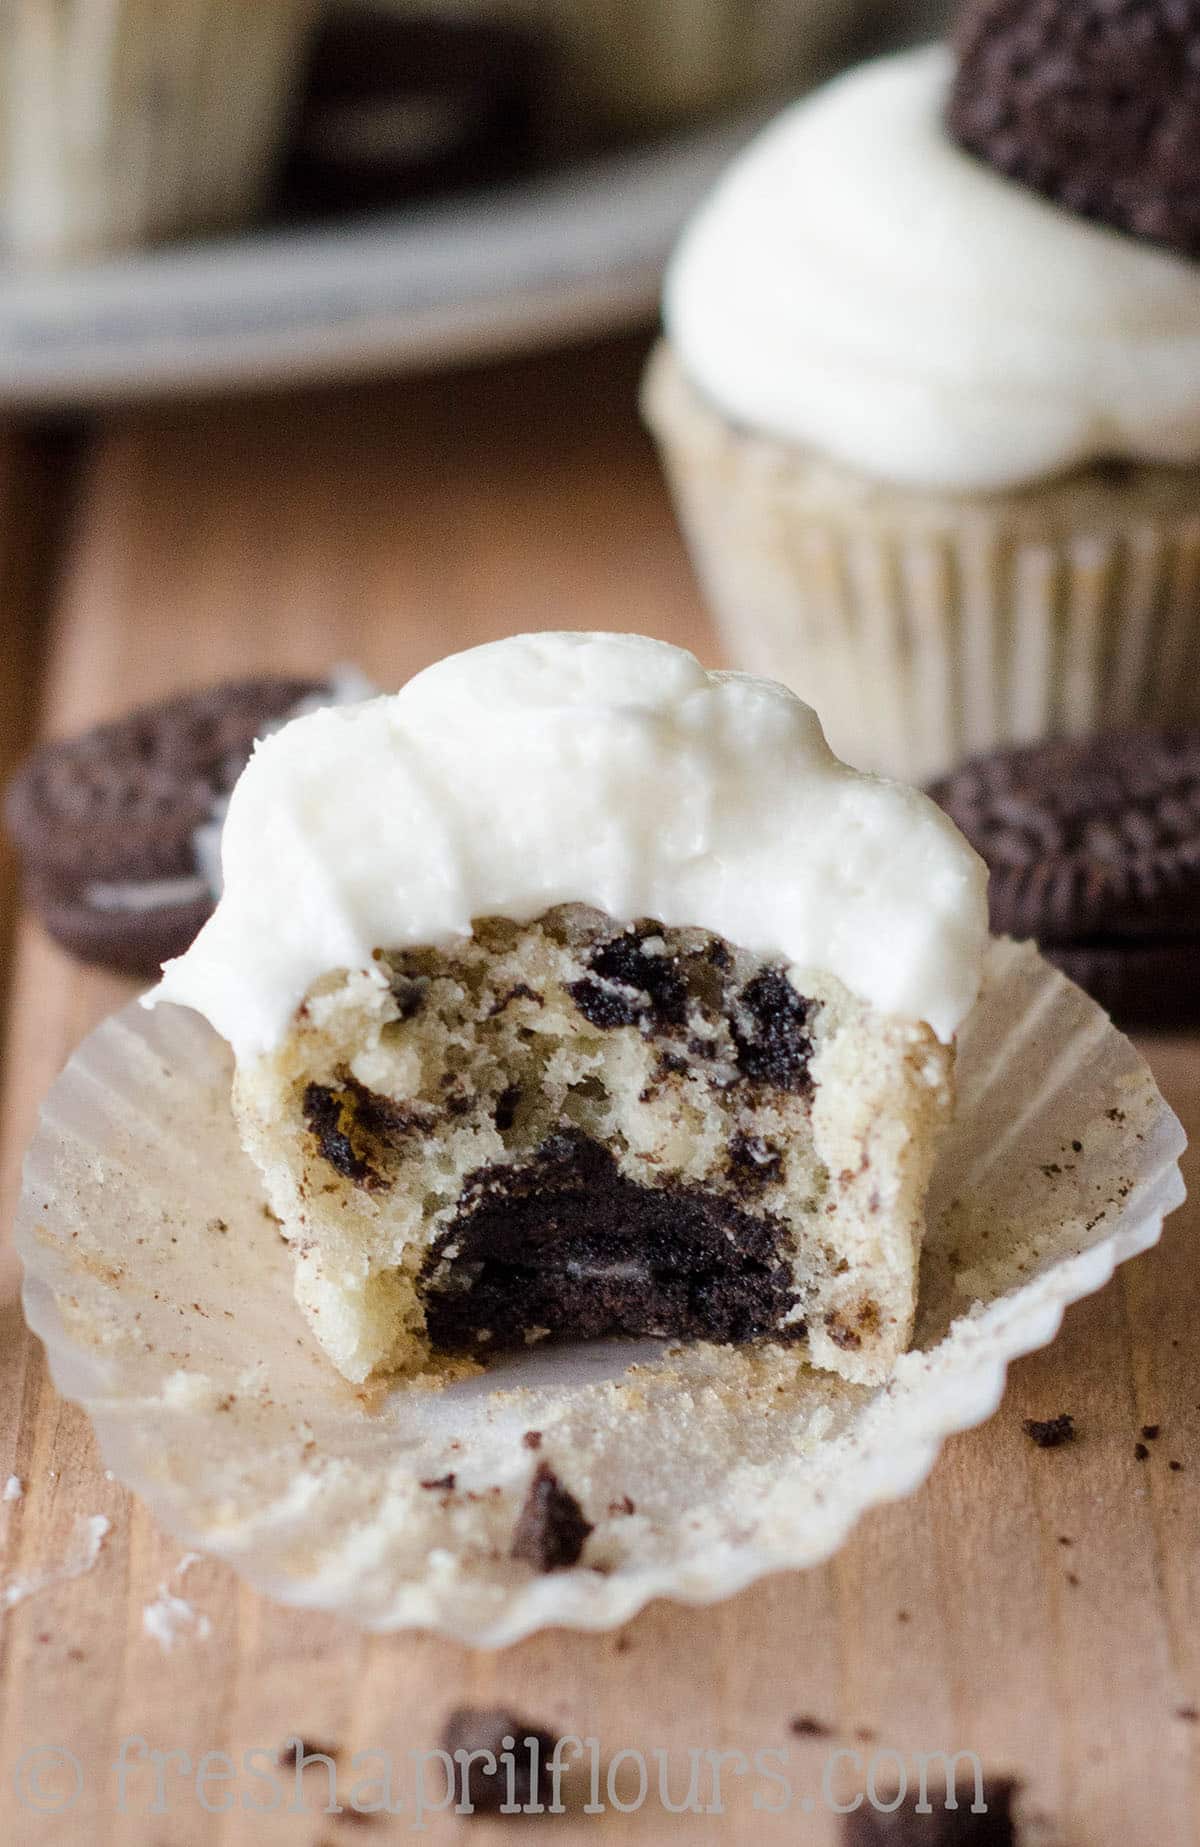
[5,677,326,979]
[278,10,547,218]
[948,0,1200,261]
[929,729,1200,1027]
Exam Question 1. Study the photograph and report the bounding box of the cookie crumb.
[841,1773,1018,1843]
[2,1476,23,1502]
[439,1707,558,1812]
[277,1738,340,1767]
[511,1463,592,1572]
[1023,1414,1075,1449]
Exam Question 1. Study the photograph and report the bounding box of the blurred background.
[0,0,949,406]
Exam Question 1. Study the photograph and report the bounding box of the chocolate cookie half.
[929,729,1200,1027]
[5,677,329,978]
[948,0,1200,260]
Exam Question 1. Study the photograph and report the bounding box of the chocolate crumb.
[1178,1706,1198,1723]
[521,1430,543,1450]
[1023,1414,1075,1449]
[608,1495,636,1517]
[1057,1535,1073,1547]
[420,1473,456,1492]
[1141,1424,1161,1441]
[1134,1442,1151,1462]
[841,1774,1018,1844]
[511,1462,592,1572]
[790,1715,831,1738]
[277,1738,340,1767]
[439,1706,559,1813]
[1170,1460,1184,1472]
[493,1085,521,1133]
[1066,1572,1080,1587]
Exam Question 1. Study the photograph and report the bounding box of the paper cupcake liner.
[4,0,317,262]
[17,939,1184,1643]
[645,343,1200,784]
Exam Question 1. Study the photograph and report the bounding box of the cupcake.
[3,0,318,262]
[153,632,987,1389]
[644,6,1200,783]
[403,0,868,135]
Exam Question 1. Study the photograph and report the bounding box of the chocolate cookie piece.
[5,676,323,978]
[439,1707,560,1812]
[841,1776,1018,1843]
[947,1,1200,261]
[928,729,1200,1026]
[511,1462,593,1573]
[278,10,547,218]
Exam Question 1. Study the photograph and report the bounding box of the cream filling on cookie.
[665,46,1200,492]
[151,632,987,1055]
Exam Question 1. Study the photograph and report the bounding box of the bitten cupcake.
[645,4,1200,783]
[153,633,987,1390]
[3,0,318,261]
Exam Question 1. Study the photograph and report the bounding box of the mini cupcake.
[645,5,1200,782]
[3,0,318,262]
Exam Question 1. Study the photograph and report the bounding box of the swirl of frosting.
[152,632,987,1054]
[665,46,1200,494]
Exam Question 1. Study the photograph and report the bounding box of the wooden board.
[0,338,1196,1845]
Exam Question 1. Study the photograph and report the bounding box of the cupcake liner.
[4,0,317,262]
[17,938,1184,1644]
[645,343,1200,783]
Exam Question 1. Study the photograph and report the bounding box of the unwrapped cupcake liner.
[4,0,317,262]
[645,343,1200,784]
[17,938,1184,1643]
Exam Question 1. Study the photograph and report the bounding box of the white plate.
[0,117,759,409]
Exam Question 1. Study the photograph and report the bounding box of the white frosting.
[151,633,988,1054]
[665,47,1200,493]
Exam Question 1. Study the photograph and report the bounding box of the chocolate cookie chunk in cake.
[278,10,546,217]
[929,729,1200,1027]
[153,634,987,1387]
[948,0,1200,260]
[5,673,368,979]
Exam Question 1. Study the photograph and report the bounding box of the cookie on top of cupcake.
[645,0,1200,783]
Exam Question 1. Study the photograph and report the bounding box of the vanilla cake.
[153,633,987,1387]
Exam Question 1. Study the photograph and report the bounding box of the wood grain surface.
[0,338,1196,1846]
